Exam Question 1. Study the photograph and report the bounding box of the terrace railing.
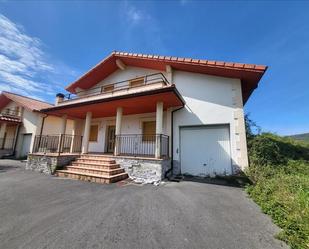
[32,134,83,155]
[64,73,170,101]
[0,108,21,119]
[115,134,169,158]
[32,133,169,158]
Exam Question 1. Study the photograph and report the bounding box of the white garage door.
[180,125,232,176]
[21,134,32,158]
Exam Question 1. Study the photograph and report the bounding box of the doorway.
[106,126,116,153]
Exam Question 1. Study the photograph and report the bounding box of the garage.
[180,125,232,176]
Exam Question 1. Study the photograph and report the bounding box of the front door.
[106,126,116,153]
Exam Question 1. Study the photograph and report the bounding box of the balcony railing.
[32,134,83,155]
[115,134,169,158]
[0,108,21,118]
[63,73,170,101]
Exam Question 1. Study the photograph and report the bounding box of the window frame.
[103,84,114,92]
[142,121,156,142]
[89,124,99,142]
[129,77,145,88]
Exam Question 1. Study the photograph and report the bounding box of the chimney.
[55,93,65,106]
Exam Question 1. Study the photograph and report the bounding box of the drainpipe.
[37,115,47,153]
[12,124,21,157]
[165,106,184,179]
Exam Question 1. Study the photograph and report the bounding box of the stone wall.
[26,154,78,175]
[111,156,171,184]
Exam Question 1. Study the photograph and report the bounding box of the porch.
[27,76,184,183]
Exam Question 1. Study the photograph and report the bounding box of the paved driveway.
[0,160,288,249]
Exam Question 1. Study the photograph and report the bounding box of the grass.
[245,134,309,249]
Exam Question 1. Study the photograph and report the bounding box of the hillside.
[287,133,309,143]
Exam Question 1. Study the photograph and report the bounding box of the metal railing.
[64,73,170,101]
[0,138,15,150]
[32,134,83,155]
[32,133,169,158]
[0,108,21,118]
[115,134,169,158]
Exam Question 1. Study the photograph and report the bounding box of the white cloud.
[0,14,78,102]
[124,3,147,24]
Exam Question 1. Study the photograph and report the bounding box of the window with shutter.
[142,121,156,142]
[103,84,114,92]
[89,125,99,142]
[130,77,144,88]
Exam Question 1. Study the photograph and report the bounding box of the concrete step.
[66,166,125,176]
[76,158,116,164]
[56,170,128,184]
[80,154,115,160]
[71,161,120,169]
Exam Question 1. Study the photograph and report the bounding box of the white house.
[0,91,73,159]
[27,51,267,183]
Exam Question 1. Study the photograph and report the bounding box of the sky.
[0,1,308,135]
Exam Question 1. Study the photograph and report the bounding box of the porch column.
[60,115,67,134]
[82,112,92,154]
[114,107,123,156]
[0,123,7,149]
[57,114,67,153]
[155,101,163,158]
[70,120,77,153]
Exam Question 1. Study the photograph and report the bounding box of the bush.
[246,132,309,249]
[248,133,309,167]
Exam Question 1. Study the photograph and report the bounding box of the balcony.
[58,73,171,106]
[0,108,22,122]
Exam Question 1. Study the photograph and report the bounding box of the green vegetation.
[245,117,309,249]
[287,133,309,143]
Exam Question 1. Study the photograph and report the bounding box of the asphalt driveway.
[0,160,288,249]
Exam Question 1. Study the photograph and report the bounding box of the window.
[130,77,144,88]
[103,84,114,92]
[89,125,99,142]
[14,106,20,116]
[142,121,156,141]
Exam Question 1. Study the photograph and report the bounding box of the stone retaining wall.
[26,154,79,175]
[110,156,171,184]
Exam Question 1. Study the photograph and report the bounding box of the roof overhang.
[0,95,11,110]
[0,116,21,124]
[65,52,267,104]
[42,85,185,119]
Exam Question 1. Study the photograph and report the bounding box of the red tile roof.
[0,91,53,112]
[65,51,267,104]
[0,115,21,124]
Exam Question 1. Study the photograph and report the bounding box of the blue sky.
[0,1,308,135]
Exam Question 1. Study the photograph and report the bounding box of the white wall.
[172,70,243,171]
[41,116,73,135]
[14,107,39,157]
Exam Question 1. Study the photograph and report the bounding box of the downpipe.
[165,106,184,180]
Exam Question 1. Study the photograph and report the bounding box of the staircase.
[56,154,128,184]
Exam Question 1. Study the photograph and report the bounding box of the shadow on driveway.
[174,174,252,188]
[0,159,25,173]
